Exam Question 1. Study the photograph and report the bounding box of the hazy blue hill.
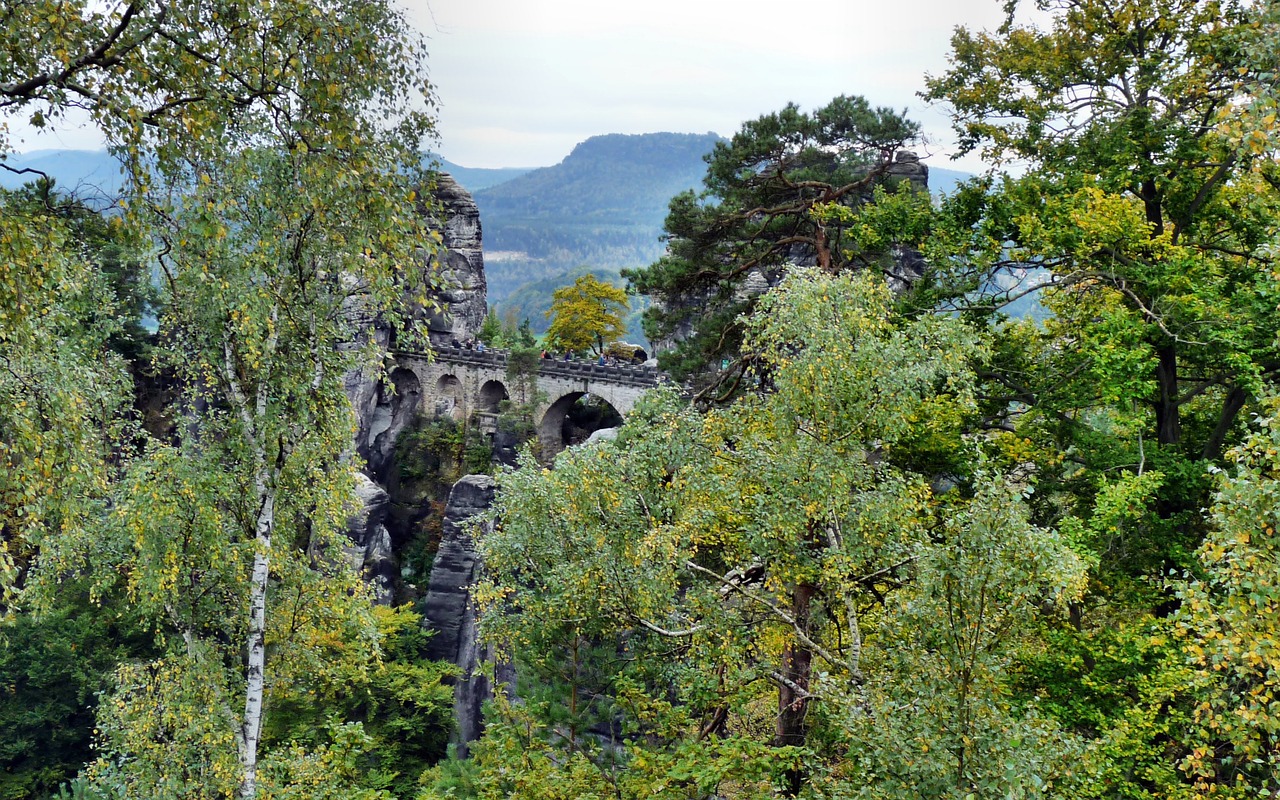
[474,132,724,300]
[475,132,722,224]
[928,165,977,197]
[0,150,527,197]
[427,155,533,192]
[0,149,124,199]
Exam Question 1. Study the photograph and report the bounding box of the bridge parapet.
[398,346,662,388]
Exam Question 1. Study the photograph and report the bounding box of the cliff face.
[343,172,491,599]
[421,474,510,755]
[419,173,487,346]
[346,172,486,476]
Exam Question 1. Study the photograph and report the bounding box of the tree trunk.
[1155,344,1181,446]
[1203,385,1247,461]
[239,486,275,800]
[777,581,814,796]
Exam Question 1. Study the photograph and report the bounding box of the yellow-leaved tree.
[544,273,629,356]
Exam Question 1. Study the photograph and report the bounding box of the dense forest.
[4,1,1280,800]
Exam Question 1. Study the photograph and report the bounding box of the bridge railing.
[394,346,663,388]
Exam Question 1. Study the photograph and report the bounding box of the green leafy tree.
[512,314,537,348]
[0,183,143,611]
[923,0,1280,515]
[264,605,456,798]
[915,0,1280,793]
[0,594,155,799]
[544,273,628,356]
[1178,399,1280,797]
[3,1,445,798]
[477,307,503,346]
[625,95,922,389]
[461,269,1085,798]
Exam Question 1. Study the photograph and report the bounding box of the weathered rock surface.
[886,149,929,194]
[345,473,397,605]
[419,173,487,346]
[422,474,505,753]
[344,172,487,477]
[585,426,620,445]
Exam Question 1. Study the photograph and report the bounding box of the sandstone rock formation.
[345,172,486,476]
[418,173,487,346]
[344,473,397,605]
[340,171,494,610]
[886,149,929,193]
[422,474,505,754]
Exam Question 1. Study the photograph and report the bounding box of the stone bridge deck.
[425,346,662,387]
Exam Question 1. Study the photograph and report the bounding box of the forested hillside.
[425,156,532,192]
[474,131,723,300]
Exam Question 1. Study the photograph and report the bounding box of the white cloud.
[6,0,1013,176]
[412,0,1010,171]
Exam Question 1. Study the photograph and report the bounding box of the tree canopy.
[544,273,629,356]
[1,1,451,798]
[444,268,1088,798]
[626,95,923,389]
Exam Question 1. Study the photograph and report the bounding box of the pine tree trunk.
[777,581,814,796]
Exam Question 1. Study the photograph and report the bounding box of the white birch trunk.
[238,485,274,800]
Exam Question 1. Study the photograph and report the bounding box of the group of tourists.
[448,337,488,353]
[445,335,647,367]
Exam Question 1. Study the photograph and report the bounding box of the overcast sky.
[8,0,1012,174]
[408,0,1011,173]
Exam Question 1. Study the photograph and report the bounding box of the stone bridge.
[388,346,662,459]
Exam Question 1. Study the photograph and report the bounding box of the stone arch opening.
[478,380,509,414]
[538,392,625,460]
[365,367,423,479]
[435,374,464,420]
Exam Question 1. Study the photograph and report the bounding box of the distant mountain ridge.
[472,132,725,301]
[1,143,978,314]
[0,149,124,200]
[474,132,723,224]
[0,150,532,197]
[427,155,532,192]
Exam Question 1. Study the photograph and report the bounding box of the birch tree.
[4,1,443,797]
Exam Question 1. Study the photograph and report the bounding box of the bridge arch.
[393,349,661,461]
[365,367,422,478]
[538,391,625,460]
[478,379,508,414]
[434,374,464,420]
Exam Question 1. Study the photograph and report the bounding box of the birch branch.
[684,559,846,671]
